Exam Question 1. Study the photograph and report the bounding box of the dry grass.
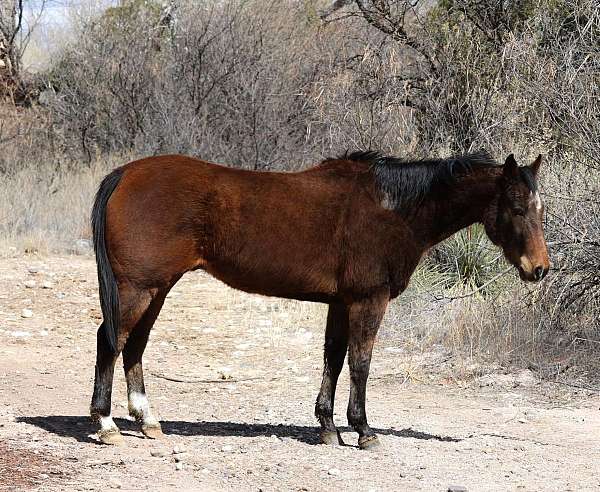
[0,155,128,256]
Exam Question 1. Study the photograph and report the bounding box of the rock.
[39,330,48,337]
[41,281,54,289]
[24,280,36,288]
[328,468,341,476]
[74,239,92,254]
[150,449,168,458]
[217,367,233,380]
[221,445,233,453]
[174,454,186,463]
[109,478,122,489]
[448,486,468,492]
[21,309,33,318]
[175,462,183,471]
[477,373,514,388]
[11,331,31,337]
[173,445,186,454]
[515,369,536,387]
[28,267,39,274]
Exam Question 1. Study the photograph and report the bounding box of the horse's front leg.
[346,288,389,449]
[315,302,349,445]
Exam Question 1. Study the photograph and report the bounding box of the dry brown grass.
[0,154,129,256]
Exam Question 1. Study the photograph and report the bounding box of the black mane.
[342,150,499,212]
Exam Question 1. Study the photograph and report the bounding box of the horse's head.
[483,154,550,282]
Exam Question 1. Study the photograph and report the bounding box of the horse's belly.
[203,260,338,302]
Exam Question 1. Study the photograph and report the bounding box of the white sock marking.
[100,415,118,432]
[129,391,159,425]
[129,392,149,415]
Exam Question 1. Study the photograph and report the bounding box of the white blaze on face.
[520,255,533,273]
[533,192,543,212]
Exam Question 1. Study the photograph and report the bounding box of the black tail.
[91,169,124,354]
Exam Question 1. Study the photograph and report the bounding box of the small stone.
[221,445,233,453]
[39,330,48,337]
[11,331,31,338]
[42,281,54,289]
[175,462,183,471]
[74,239,92,253]
[109,478,122,489]
[24,280,36,288]
[21,309,33,318]
[448,486,468,492]
[150,449,167,458]
[174,454,186,463]
[328,468,341,476]
[28,267,39,274]
[173,445,186,454]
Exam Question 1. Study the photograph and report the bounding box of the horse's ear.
[530,154,542,175]
[503,153,519,179]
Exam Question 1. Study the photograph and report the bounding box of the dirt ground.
[0,255,599,491]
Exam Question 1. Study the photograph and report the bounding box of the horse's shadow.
[17,415,462,445]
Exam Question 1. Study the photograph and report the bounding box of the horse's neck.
[413,167,501,248]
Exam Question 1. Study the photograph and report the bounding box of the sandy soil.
[0,255,599,491]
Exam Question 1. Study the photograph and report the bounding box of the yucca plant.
[423,224,508,296]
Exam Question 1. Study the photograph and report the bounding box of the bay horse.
[90,151,549,447]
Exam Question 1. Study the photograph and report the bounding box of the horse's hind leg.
[123,291,168,439]
[90,323,123,445]
[315,302,349,446]
[90,285,152,445]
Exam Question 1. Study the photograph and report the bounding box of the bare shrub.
[47,1,341,169]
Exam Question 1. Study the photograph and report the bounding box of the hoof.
[98,429,125,446]
[142,423,164,440]
[320,430,345,446]
[358,435,380,450]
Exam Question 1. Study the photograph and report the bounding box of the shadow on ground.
[18,416,462,445]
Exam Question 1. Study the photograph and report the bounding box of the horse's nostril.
[534,266,544,280]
